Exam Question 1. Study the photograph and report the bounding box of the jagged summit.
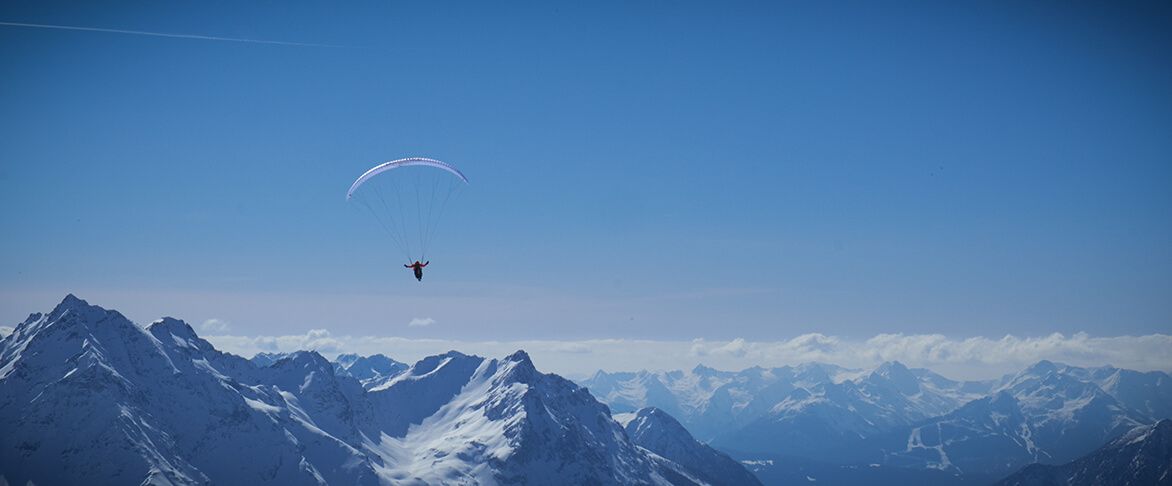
[331,353,408,389]
[872,360,909,373]
[44,293,118,324]
[865,360,920,395]
[498,349,539,381]
[2,296,741,485]
[335,352,363,367]
[147,316,200,341]
[1023,359,1062,376]
[250,351,289,367]
[58,292,87,308]
[588,369,611,381]
[504,348,532,364]
[624,406,763,486]
[692,363,718,374]
[275,349,333,368]
[404,349,481,377]
[628,407,691,437]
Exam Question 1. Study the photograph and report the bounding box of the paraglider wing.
[346,157,469,264]
[347,157,468,201]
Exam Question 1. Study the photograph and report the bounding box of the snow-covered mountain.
[0,296,374,485]
[250,351,290,367]
[812,360,1154,478]
[0,295,754,485]
[252,352,407,390]
[1081,366,1172,423]
[617,407,762,486]
[582,360,990,450]
[585,359,1171,483]
[997,419,1172,486]
[712,361,992,458]
[331,353,408,389]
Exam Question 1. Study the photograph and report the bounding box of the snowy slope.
[997,419,1172,486]
[837,361,1151,477]
[584,361,989,451]
[1085,367,1172,422]
[251,351,290,367]
[332,353,408,389]
[587,360,1168,482]
[582,363,881,441]
[0,295,379,485]
[364,351,693,484]
[0,295,738,486]
[623,407,762,486]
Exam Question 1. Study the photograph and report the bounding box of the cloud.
[200,331,1172,381]
[254,336,279,351]
[204,328,343,355]
[710,337,749,357]
[548,342,592,354]
[408,317,435,327]
[0,326,12,338]
[689,338,707,357]
[200,318,230,333]
[684,332,1172,380]
[301,329,343,353]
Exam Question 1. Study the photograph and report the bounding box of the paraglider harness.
[405,261,429,281]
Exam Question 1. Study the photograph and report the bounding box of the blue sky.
[2,1,1170,362]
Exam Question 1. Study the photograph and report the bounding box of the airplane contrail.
[0,20,350,48]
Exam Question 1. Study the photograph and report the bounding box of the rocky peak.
[485,350,540,387]
[147,317,197,339]
[275,350,334,372]
[692,363,718,375]
[45,294,114,327]
[627,407,691,439]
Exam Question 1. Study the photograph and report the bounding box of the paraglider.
[347,157,468,281]
[405,260,429,281]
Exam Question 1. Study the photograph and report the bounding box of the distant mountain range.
[581,354,1171,483]
[1,295,1168,485]
[0,295,756,485]
[250,351,410,389]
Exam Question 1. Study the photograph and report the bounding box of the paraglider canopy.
[347,157,468,201]
[347,157,468,263]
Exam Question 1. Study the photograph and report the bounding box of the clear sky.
[1,1,1170,374]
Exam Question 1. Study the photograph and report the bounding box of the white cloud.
[0,326,13,338]
[254,336,279,351]
[200,318,230,333]
[302,328,343,353]
[683,332,1172,380]
[199,331,1172,381]
[549,342,592,354]
[408,317,435,327]
[689,338,707,357]
[710,337,749,357]
[205,328,343,355]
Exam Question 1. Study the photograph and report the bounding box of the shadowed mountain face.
[997,419,1172,486]
[0,295,755,486]
[619,407,762,486]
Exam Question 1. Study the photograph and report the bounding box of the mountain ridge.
[0,295,757,486]
[583,357,1170,482]
[997,419,1172,485]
